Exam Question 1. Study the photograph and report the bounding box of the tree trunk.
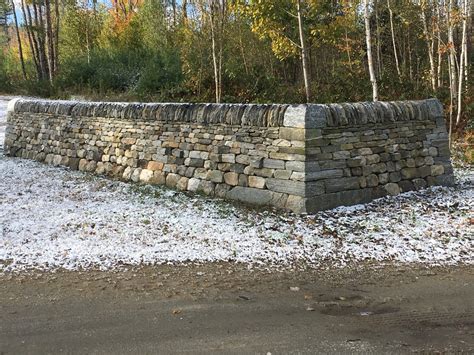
[375,0,382,77]
[448,0,457,100]
[209,1,222,103]
[296,0,311,103]
[420,0,436,91]
[456,0,468,125]
[45,0,55,83]
[463,0,470,91]
[54,0,60,75]
[182,0,187,21]
[21,0,40,78]
[387,0,401,80]
[436,0,443,88]
[11,0,27,80]
[364,0,378,101]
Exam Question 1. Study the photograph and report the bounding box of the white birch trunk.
[296,0,311,102]
[456,0,468,125]
[387,0,401,80]
[364,0,378,101]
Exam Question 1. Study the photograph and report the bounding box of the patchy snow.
[0,98,473,272]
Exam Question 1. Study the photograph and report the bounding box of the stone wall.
[4,98,454,213]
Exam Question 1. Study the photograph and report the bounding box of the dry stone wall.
[5,98,454,213]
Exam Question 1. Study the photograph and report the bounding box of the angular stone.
[207,170,224,183]
[248,176,266,189]
[306,169,343,181]
[305,188,385,213]
[194,168,207,179]
[253,168,274,178]
[52,155,62,166]
[389,171,401,182]
[269,152,305,161]
[238,174,248,187]
[197,180,215,195]
[398,180,414,192]
[131,168,142,182]
[428,147,438,156]
[165,173,180,188]
[148,161,164,171]
[226,187,275,205]
[279,127,305,141]
[187,178,200,192]
[215,183,231,198]
[283,105,306,128]
[347,156,366,167]
[285,195,306,213]
[263,158,285,169]
[185,158,204,167]
[236,154,250,165]
[306,181,325,197]
[78,159,88,171]
[139,169,153,183]
[333,151,351,160]
[413,178,427,190]
[250,157,264,168]
[366,174,379,187]
[224,172,239,186]
[401,167,420,180]
[150,171,166,185]
[365,154,380,165]
[290,172,305,181]
[384,183,401,196]
[378,173,389,185]
[325,177,360,193]
[266,178,305,196]
[286,161,305,172]
[274,170,292,180]
[86,161,97,172]
[431,165,444,176]
[222,154,236,163]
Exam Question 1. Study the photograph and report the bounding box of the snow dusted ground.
[0,98,473,272]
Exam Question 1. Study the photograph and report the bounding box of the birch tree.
[364,0,378,101]
[456,0,469,125]
[208,0,226,103]
[387,0,401,80]
[296,0,311,102]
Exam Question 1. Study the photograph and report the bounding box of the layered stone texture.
[4,98,454,213]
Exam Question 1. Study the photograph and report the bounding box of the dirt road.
[1,264,473,353]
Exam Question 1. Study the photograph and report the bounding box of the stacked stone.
[5,98,454,213]
[5,100,309,211]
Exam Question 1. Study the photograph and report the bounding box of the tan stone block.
[224,172,239,186]
[147,161,164,171]
[248,176,266,189]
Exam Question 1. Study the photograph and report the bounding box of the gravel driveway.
[0,96,473,273]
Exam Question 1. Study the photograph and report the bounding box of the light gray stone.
[266,178,305,196]
[226,187,275,205]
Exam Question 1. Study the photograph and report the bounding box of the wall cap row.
[10,98,443,128]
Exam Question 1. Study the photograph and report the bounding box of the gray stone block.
[226,187,275,205]
[266,178,305,196]
[325,177,360,193]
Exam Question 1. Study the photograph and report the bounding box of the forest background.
[0,0,472,157]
